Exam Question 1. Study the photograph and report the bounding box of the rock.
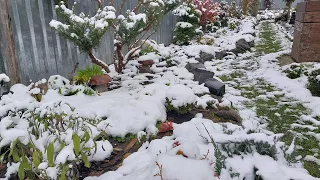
[214,110,242,123]
[204,78,225,96]
[199,51,215,62]
[139,60,154,66]
[193,68,215,84]
[289,12,296,25]
[235,38,251,53]
[215,50,228,59]
[139,65,152,73]
[89,74,112,93]
[185,63,205,73]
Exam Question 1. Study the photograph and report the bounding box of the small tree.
[193,0,219,32]
[50,0,180,73]
[50,2,116,72]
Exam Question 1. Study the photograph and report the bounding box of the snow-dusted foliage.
[173,1,201,45]
[0,74,10,84]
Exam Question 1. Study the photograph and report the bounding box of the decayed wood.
[0,0,20,84]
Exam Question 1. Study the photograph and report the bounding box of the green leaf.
[18,164,25,180]
[12,149,20,162]
[83,131,90,143]
[81,152,90,168]
[32,151,40,170]
[22,155,31,171]
[47,142,55,167]
[72,134,80,156]
[59,164,69,180]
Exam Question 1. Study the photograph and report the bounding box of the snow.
[176,22,193,28]
[0,74,10,83]
[1,10,319,180]
[166,84,197,108]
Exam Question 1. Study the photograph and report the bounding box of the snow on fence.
[0,0,176,84]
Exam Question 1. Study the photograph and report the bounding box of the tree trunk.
[88,49,110,73]
[113,42,125,73]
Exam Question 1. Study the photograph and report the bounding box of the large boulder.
[235,38,251,53]
[185,63,205,73]
[193,68,215,84]
[204,78,225,96]
[215,50,228,59]
[185,63,214,84]
[198,51,215,63]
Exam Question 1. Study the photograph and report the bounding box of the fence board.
[1,0,302,84]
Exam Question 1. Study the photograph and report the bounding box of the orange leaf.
[176,150,188,158]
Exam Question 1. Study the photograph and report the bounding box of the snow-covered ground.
[0,15,319,180]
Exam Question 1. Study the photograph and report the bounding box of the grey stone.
[185,63,205,73]
[215,50,228,59]
[193,68,215,84]
[204,78,225,96]
[199,51,215,62]
[139,65,152,73]
[235,38,251,53]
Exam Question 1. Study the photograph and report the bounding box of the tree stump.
[291,0,320,62]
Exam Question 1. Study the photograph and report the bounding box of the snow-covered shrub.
[196,35,215,45]
[228,2,242,19]
[165,84,197,114]
[0,103,111,180]
[283,64,307,79]
[51,0,179,73]
[307,69,320,97]
[220,140,278,159]
[248,0,260,17]
[264,0,273,9]
[50,2,116,72]
[48,75,96,96]
[74,65,103,85]
[173,1,201,45]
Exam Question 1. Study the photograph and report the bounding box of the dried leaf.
[158,121,173,133]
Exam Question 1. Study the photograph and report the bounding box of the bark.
[89,49,110,73]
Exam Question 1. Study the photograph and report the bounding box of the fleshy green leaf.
[47,142,55,167]
[81,152,90,168]
[72,134,80,156]
[18,164,25,180]
[22,155,31,171]
[33,151,40,170]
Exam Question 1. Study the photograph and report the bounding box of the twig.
[154,161,164,180]
[69,62,79,83]
[119,0,127,14]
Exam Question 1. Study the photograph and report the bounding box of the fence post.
[0,0,20,84]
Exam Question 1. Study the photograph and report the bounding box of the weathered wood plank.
[0,0,20,84]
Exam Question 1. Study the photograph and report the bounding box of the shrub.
[193,0,219,32]
[74,65,103,85]
[0,103,109,180]
[307,69,320,97]
[248,0,260,17]
[284,64,307,79]
[165,98,194,114]
[173,1,201,45]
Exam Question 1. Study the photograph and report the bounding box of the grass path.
[216,21,320,177]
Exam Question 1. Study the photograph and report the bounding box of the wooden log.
[0,0,20,84]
